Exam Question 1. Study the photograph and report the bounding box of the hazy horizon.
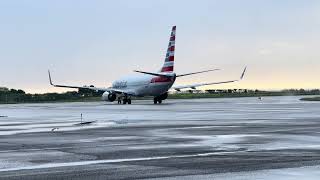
[1,0,320,93]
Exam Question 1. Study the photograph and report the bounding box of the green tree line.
[0,88,103,104]
[1,87,320,104]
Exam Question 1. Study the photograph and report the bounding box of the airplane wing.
[48,70,134,95]
[172,67,246,91]
[176,69,220,77]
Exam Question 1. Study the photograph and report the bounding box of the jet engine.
[102,91,117,102]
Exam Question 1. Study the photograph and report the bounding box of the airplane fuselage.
[111,73,176,97]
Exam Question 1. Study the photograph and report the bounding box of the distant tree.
[299,88,305,93]
[206,90,215,94]
[0,87,9,92]
[10,89,18,93]
[310,89,320,94]
[17,89,25,94]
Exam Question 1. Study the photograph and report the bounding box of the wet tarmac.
[0,96,320,179]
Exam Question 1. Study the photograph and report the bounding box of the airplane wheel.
[128,99,132,104]
[153,98,157,104]
[123,99,127,104]
[158,100,162,104]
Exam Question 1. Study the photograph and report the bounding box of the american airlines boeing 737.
[48,26,246,104]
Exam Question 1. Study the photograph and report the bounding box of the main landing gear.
[153,97,162,104]
[118,96,132,105]
[123,97,132,104]
[153,93,168,104]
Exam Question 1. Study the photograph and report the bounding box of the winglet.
[240,66,247,80]
[48,70,53,85]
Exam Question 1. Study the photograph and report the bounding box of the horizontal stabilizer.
[134,70,174,78]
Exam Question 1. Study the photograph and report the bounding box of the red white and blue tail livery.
[48,26,246,104]
[161,26,176,73]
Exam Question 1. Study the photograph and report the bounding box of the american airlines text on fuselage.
[112,81,127,89]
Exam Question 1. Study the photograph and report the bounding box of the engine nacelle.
[102,92,117,102]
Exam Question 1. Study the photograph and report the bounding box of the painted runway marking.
[0,152,236,172]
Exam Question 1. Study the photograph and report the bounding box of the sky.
[1,0,320,93]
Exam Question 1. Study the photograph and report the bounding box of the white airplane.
[48,26,246,104]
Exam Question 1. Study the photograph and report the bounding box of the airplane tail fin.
[160,26,176,73]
